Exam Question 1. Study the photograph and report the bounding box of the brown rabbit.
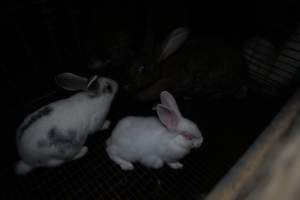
[126,27,246,102]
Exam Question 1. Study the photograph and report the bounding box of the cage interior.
[2,0,300,199]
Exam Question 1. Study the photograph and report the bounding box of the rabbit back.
[107,116,172,162]
[17,92,110,169]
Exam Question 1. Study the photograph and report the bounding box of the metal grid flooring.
[8,131,213,200]
[4,93,283,200]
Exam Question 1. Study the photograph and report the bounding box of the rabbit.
[106,91,203,170]
[126,26,246,102]
[15,72,118,175]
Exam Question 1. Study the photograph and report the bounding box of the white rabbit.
[106,91,203,170]
[15,72,118,175]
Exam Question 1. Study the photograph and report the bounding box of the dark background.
[1,0,300,199]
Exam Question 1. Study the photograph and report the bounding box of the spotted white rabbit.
[15,73,118,175]
[106,91,203,170]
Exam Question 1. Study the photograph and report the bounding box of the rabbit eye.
[102,83,112,94]
[182,132,195,140]
[137,65,145,73]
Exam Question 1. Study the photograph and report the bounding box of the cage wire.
[16,0,84,74]
[7,91,282,200]
[5,0,300,200]
[243,23,300,98]
[8,128,214,200]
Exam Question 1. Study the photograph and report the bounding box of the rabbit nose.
[102,78,118,93]
[192,138,203,148]
[137,65,145,73]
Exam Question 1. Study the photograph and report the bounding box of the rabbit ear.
[160,91,182,117]
[157,104,179,131]
[87,75,99,91]
[158,27,190,62]
[89,59,112,70]
[55,73,88,91]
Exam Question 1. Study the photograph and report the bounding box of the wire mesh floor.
[4,92,283,200]
[9,133,210,200]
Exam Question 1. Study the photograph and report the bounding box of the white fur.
[106,91,203,170]
[16,76,118,175]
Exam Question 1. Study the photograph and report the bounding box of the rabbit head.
[126,26,246,102]
[157,91,203,149]
[105,90,203,170]
[55,72,118,97]
[126,27,190,96]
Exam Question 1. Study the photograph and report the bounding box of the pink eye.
[182,132,194,140]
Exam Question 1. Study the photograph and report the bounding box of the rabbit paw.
[101,120,111,130]
[110,155,134,170]
[73,146,88,160]
[168,162,183,169]
[120,162,134,170]
[45,159,64,167]
[143,156,163,169]
[15,161,33,175]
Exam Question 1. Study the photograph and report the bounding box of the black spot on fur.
[88,81,113,98]
[48,129,77,146]
[18,106,53,139]
[47,128,84,157]
[59,148,66,154]
[102,83,112,94]
[87,79,99,91]
[87,79,102,98]
[47,128,57,140]
[37,140,48,148]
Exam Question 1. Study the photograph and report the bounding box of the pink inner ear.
[157,104,179,130]
[160,91,182,117]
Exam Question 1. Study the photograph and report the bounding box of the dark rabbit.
[126,27,246,102]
